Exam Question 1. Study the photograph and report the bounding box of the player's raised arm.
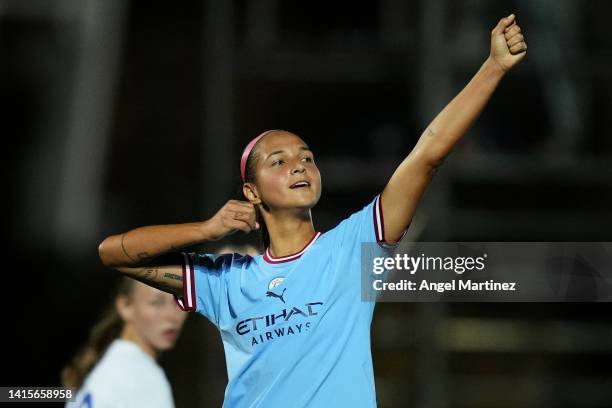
[98,200,259,295]
[380,14,527,243]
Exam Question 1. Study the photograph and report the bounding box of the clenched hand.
[490,14,528,73]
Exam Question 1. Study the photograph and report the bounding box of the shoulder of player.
[98,341,165,378]
[328,197,378,232]
[319,208,369,242]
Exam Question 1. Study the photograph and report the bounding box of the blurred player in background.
[62,278,187,408]
[96,15,526,407]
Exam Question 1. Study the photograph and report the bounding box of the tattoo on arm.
[139,267,159,281]
[121,232,184,266]
[163,273,183,282]
[121,233,138,263]
[132,267,163,290]
[134,268,182,294]
[424,128,446,171]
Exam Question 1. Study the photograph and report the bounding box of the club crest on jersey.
[268,277,285,290]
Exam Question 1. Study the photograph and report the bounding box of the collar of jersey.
[263,232,322,264]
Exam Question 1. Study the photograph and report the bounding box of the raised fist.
[490,14,527,73]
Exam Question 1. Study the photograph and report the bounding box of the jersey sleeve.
[173,252,232,326]
[336,194,407,248]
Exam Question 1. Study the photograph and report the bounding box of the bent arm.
[98,222,212,295]
[99,222,209,268]
[380,15,527,242]
[99,200,259,295]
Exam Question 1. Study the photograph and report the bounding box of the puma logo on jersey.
[266,288,286,303]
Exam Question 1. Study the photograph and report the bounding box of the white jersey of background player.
[63,279,187,408]
[69,339,173,408]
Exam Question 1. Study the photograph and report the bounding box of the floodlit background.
[2,0,612,407]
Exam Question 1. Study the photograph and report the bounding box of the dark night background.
[2,0,611,407]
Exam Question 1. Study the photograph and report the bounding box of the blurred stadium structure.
[2,1,611,407]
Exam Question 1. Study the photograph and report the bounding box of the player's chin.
[154,338,177,351]
[288,189,320,208]
[156,332,180,350]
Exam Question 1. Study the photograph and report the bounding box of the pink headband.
[240,130,278,182]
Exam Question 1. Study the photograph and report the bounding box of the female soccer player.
[98,15,526,407]
[63,278,187,407]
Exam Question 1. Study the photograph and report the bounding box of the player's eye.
[272,159,284,166]
[302,156,313,163]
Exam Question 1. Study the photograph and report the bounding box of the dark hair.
[61,277,136,389]
[244,146,270,249]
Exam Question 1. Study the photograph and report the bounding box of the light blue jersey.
[175,195,399,407]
